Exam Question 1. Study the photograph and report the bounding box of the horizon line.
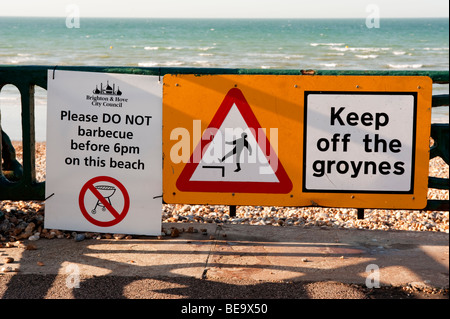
[1,15,449,19]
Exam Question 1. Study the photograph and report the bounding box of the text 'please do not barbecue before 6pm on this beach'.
[61,109,152,170]
[45,70,163,236]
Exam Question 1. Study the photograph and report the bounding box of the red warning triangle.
[176,88,293,194]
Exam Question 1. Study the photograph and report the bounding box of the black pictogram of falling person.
[220,132,253,172]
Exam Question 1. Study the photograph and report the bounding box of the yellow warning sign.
[163,74,432,209]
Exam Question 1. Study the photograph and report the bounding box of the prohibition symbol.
[79,176,130,227]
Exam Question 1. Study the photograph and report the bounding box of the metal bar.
[18,82,36,185]
[428,177,450,190]
[313,69,449,83]
[0,69,44,200]
[0,66,448,212]
[1,65,449,83]
[424,199,450,212]
[432,94,450,107]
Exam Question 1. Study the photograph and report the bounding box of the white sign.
[303,92,416,193]
[45,70,162,235]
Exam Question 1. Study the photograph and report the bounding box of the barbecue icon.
[91,185,116,214]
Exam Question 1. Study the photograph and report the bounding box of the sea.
[0,17,448,141]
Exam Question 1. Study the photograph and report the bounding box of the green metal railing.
[0,65,449,213]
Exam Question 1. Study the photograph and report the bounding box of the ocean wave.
[423,47,449,51]
[355,54,378,59]
[6,56,38,64]
[330,47,353,52]
[387,63,423,69]
[164,61,185,66]
[198,53,214,57]
[284,54,305,59]
[198,46,215,51]
[393,51,406,55]
[310,43,345,46]
[161,47,183,50]
[246,52,290,58]
[2,52,41,64]
[331,46,391,52]
[138,62,159,67]
[144,46,159,50]
[320,63,338,68]
[0,96,20,102]
[193,61,213,67]
[138,61,185,67]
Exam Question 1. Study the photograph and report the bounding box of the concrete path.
[1,223,448,300]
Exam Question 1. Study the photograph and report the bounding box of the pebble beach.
[0,141,448,244]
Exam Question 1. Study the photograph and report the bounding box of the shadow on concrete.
[1,223,448,300]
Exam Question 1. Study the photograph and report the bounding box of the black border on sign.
[302,91,418,194]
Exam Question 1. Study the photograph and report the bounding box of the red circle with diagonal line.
[79,176,130,227]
